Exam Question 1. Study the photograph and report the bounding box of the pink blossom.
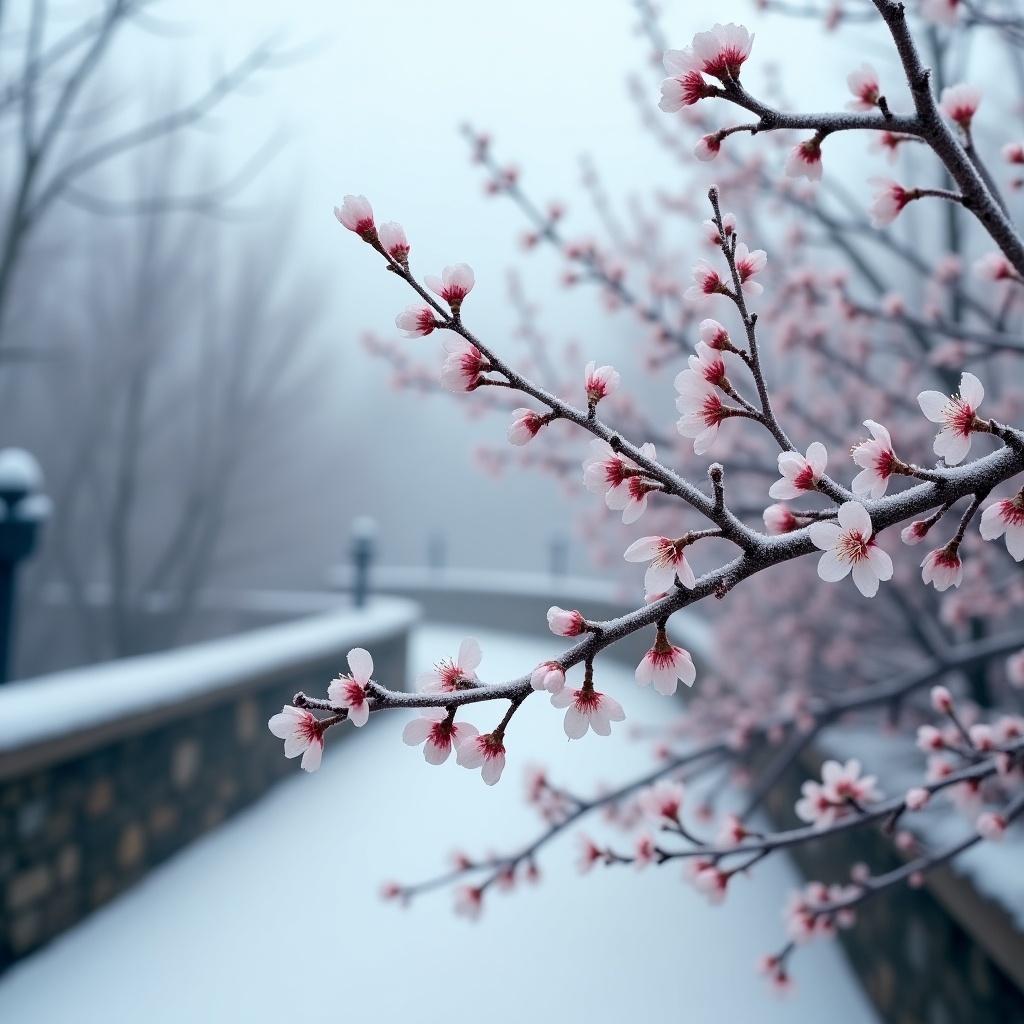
[687,341,732,388]
[1003,142,1024,165]
[635,639,696,696]
[785,138,823,182]
[639,780,685,822]
[623,535,697,593]
[694,865,730,904]
[610,461,658,524]
[403,707,479,765]
[717,812,749,847]
[703,213,736,248]
[547,605,586,637]
[676,375,728,455]
[846,63,880,111]
[577,833,605,873]
[916,724,945,752]
[326,646,375,727]
[931,685,954,714]
[850,420,899,498]
[969,723,996,751]
[456,731,507,785]
[939,83,982,131]
[686,258,728,301]
[584,360,620,404]
[809,501,893,598]
[979,493,1024,561]
[531,661,566,694]
[769,441,828,499]
[694,134,721,161]
[920,0,960,25]
[417,637,482,692]
[378,221,410,262]
[976,811,1007,842]
[395,304,437,338]
[797,759,882,827]
[734,243,767,296]
[795,779,836,828]
[634,832,656,869]
[921,546,964,592]
[690,23,754,81]
[997,715,1024,742]
[873,131,911,164]
[869,178,914,227]
[700,318,732,349]
[550,686,626,739]
[454,885,483,920]
[917,370,984,466]
[426,263,475,312]
[659,48,713,111]
[974,252,1018,282]
[757,954,794,995]
[905,787,931,811]
[267,706,324,772]
[821,759,882,804]
[441,338,487,392]
[508,408,545,446]
[334,194,375,239]
[901,520,931,546]
[763,503,798,535]
[582,439,657,522]
[379,881,405,903]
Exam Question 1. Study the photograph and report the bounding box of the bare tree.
[0,0,290,367]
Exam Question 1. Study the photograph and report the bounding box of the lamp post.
[0,449,49,684]
[350,516,377,609]
[548,532,569,578]
[427,530,447,573]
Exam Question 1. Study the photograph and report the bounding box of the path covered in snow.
[0,626,879,1022]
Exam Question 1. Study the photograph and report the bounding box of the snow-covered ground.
[0,625,879,1023]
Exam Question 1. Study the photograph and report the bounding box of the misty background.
[0,0,920,674]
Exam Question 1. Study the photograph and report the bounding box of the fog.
[113,0,840,577]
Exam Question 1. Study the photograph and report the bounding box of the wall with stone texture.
[0,597,416,973]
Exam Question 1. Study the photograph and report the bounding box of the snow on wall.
[0,598,420,755]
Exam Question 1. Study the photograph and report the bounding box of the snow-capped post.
[350,516,378,609]
[0,449,49,684]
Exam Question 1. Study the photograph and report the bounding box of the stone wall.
[0,598,417,973]
[766,750,1024,1022]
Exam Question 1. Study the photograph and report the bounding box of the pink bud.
[905,787,930,811]
[976,811,1007,842]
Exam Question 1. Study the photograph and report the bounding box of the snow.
[0,624,879,1023]
[0,598,419,753]
[0,448,43,495]
[819,724,1024,932]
